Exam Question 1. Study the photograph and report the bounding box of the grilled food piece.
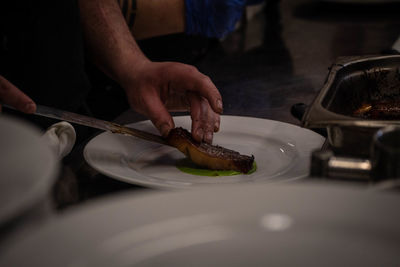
[354,101,400,119]
[166,127,254,173]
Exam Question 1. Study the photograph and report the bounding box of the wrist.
[115,56,151,90]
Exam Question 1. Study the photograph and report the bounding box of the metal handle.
[311,150,371,180]
[311,126,400,181]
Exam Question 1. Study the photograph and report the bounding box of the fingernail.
[216,99,223,113]
[24,103,36,113]
[214,121,220,132]
[205,132,213,144]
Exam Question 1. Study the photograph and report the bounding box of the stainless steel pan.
[302,55,400,156]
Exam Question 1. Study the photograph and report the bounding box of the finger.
[164,89,190,112]
[188,72,223,115]
[130,89,175,137]
[169,65,223,114]
[214,115,220,132]
[188,92,219,144]
[0,76,36,113]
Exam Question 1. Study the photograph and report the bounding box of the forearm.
[78,0,148,84]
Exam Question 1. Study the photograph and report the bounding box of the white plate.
[0,116,58,226]
[1,182,400,266]
[84,116,325,189]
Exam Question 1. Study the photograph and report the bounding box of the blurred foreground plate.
[0,116,58,227]
[320,0,400,3]
[84,116,325,189]
[1,182,399,266]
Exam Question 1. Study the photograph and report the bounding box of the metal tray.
[302,55,400,156]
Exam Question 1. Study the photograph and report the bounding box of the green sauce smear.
[176,158,257,177]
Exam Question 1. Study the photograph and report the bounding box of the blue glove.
[185,0,246,39]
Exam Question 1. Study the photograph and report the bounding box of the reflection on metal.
[311,150,371,180]
[328,157,371,180]
[329,157,371,171]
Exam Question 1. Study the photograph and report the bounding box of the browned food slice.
[166,127,254,173]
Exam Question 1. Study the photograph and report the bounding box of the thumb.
[0,75,36,113]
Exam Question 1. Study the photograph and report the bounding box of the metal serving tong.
[4,104,169,146]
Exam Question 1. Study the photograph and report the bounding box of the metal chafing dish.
[302,54,400,157]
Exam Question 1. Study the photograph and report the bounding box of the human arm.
[78,0,223,143]
[0,75,36,113]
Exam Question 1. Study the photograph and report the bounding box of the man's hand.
[79,0,223,144]
[122,61,223,143]
[0,75,36,113]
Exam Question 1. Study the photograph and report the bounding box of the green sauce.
[176,158,257,177]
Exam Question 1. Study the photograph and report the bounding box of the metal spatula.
[5,104,169,146]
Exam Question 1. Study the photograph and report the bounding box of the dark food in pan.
[353,101,400,119]
[167,127,255,173]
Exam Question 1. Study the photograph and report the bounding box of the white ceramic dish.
[0,116,58,226]
[84,116,325,189]
[1,182,399,266]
